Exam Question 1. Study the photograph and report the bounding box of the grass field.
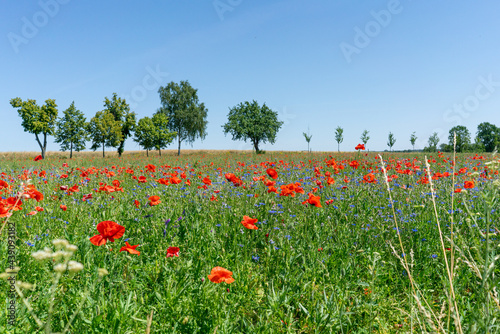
[0,150,499,333]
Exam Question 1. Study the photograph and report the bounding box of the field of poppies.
[1,149,499,333]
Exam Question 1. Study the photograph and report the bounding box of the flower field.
[1,150,499,333]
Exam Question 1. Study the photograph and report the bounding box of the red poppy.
[454,188,462,193]
[120,242,140,255]
[89,221,125,246]
[208,266,235,284]
[149,195,161,206]
[363,173,377,183]
[355,144,365,150]
[266,168,278,180]
[202,176,212,185]
[138,176,147,183]
[35,206,44,212]
[134,200,140,208]
[170,176,181,184]
[145,164,156,173]
[303,193,322,208]
[166,246,180,257]
[464,181,475,189]
[34,155,43,161]
[82,193,92,201]
[241,215,258,230]
[60,204,67,211]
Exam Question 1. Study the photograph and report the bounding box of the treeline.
[423,124,500,153]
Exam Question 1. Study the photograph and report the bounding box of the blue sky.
[1,0,499,153]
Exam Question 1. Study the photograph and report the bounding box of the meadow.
[0,149,499,333]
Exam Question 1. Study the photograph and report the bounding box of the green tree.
[387,132,396,152]
[410,132,417,151]
[222,100,283,154]
[334,126,343,152]
[360,129,370,147]
[303,128,312,152]
[427,132,440,152]
[134,114,176,157]
[157,81,208,156]
[476,122,500,152]
[87,110,123,158]
[448,125,471,153]
[134,117,155,156]
[10,97,58,159]
[102,93,136,157]
[54,102,88,158]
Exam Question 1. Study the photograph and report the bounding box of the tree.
[334,126,344,152]
[102,93,136,157]
[134,114,176,157]
[54,102,88,158]
[87,110,123,158]
[360,130,370,148]
[410,132,417,151]
[387,132,396,152]
[448,125,471,153]
[476,122,500,152]
[303,128,312,152]
[133,117,155,156]
[427,132,440,152]
[10,97,58,159]
[157,81,208,156]
[222,100,283,154]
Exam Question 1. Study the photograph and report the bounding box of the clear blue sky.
[1,0,499,153]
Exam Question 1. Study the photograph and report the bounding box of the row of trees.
[326,124,500,153]
[11,81,285,158]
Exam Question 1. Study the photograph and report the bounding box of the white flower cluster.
[31,239,83,274]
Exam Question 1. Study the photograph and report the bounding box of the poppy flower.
[464,181,474,189]
[266,168,278,180]
[363,173,377,183]
[454,188,462,193]
[134,200,140,208]
[35,206,44,212]
[170,176,181,184]
[166,246,180,257]
[60,204,67,211]
[304,193,322,208]
[241,215,258,230]
[34,155,43,161]
[60,185,68,191]
[120,242,140,255]
[148,195,161,206]
[145,164,156,173]
[202,176,212,185]
[89,221,125,246]
[355,144,365,150]
[138,176,147,183]
[82,193,92,201]
[208,266,235,284]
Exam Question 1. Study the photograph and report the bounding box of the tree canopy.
[360,130,370,147]
[476,122,500,152]
[134,113,176,156]
[102,93,136,156]
[426,132,440,152]
[387,132,396,152]
[10,97,58,159]
[157,81,208,155]
[448,125,471,152]
[335,127,344,152]
[87,110,123,157]
[222,100,283,154]
[54,102,88,158]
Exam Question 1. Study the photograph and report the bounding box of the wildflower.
[134,200,140,208]
[355,144,365,150]
[120,242,140,255]
[67,261,84,273]
[148,195,161,206]
[98,268,109,277]
[266,168,278,180]
[241,215,258,230]
[34,155,43,161]
[166,246,180,257]
[464,181,475,189]
[60,204,67,211]
[207,266,235,284]
[89,221,125,246]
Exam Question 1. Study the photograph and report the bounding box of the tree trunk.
[70,142,73,159]
[159,149,161,156]
[177,136,181,156]
[253,140,260,154]
[43,133,47,159]
[102,141,105,158]
[337,143,339,152]
[146,149,149,157]
[35,133,44,158]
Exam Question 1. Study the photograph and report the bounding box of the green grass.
[0,151,499,333]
